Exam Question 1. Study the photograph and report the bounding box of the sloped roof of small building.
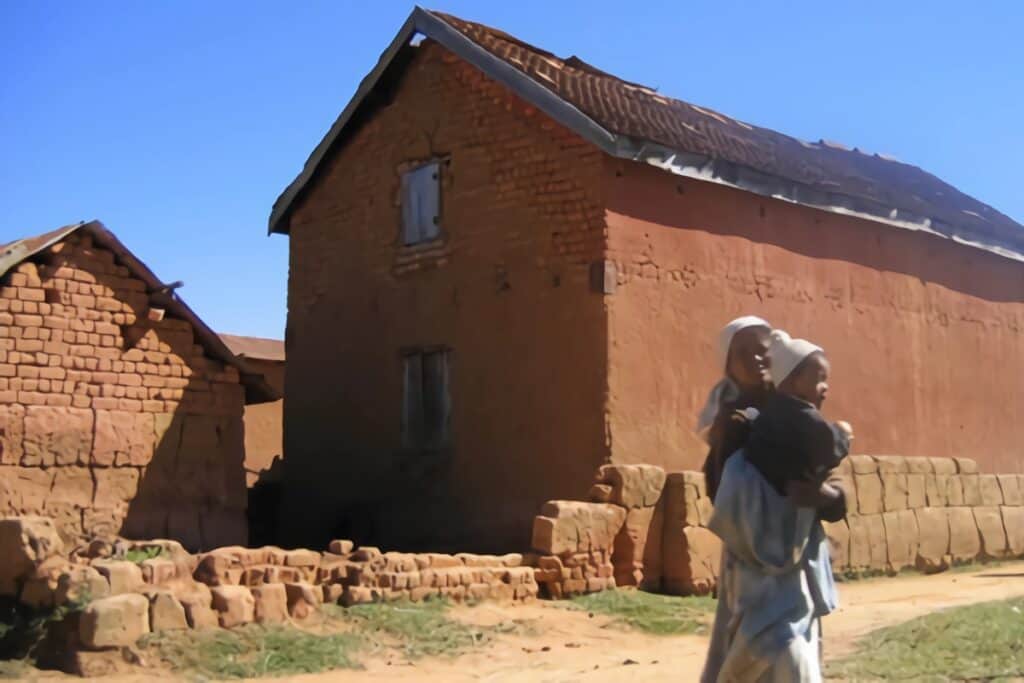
[219,333,285,363]
[0,220,279,404]
[269,7,1024,262]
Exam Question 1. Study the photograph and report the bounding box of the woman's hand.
[835,420,854,440]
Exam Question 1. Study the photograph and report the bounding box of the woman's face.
[726,326,771,390]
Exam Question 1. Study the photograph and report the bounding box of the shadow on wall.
[247,455,283,547]
[276,441,460,552]
[31,238,248,551]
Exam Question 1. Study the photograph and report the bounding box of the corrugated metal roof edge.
[0,220,280,405]
[266,7,1024,264]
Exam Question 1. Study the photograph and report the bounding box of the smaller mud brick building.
[269,9,1024,552]
[218,334,285,486]
[0,222,278,550]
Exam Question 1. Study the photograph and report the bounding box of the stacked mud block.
[188,542,537,610]
[530,498,624,598]
[658,471,720,595]
[825,455,1024,576]
[2,521,540,629]
[330,546,536,605]
[588,464,666,590]
[528,463,725,598]
[660,455,1024,585]
[0,514,545,674]
[0,516,214,675]
[530,464,669,597]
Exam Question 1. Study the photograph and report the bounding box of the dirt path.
[34,562,1024,682]
[271,562,1024,683]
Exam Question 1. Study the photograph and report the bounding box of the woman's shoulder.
[720,383,772,413]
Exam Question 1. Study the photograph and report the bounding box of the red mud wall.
[280,40,610,552]
[605,160,1024,473]
[241,359,283,485]
[0,231,248,549]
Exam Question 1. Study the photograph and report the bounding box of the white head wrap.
[696,315,772,439]
[766,329,823,386]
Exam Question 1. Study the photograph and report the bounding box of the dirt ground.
[26,562,1024,682]
[290,563,1024,683]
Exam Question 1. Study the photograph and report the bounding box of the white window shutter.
[401,162,441,245]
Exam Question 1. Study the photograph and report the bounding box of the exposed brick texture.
[0,232,247,549]
[279,39,609,551]
[277,23,1024,556]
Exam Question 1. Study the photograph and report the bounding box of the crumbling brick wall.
[0,231,247,549]
[280,38,610,552]
[0,515,544,675]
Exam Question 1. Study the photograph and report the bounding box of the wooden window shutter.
[401,162,441,245]
[422,350,450,448]
[401,354,424,447]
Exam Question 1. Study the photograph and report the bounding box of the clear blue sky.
[3,1,1022,339]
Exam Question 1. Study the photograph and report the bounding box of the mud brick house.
[269,8,1024,551]
[219,334,285,547]
[0,222,278,550]
[218,334,285,486]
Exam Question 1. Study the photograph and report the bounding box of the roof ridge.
[267,7,1023,263]
[1,221,280,403]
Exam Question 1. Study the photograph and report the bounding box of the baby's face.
[786,353,830,408]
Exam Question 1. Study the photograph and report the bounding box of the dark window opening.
[402,349,450,450]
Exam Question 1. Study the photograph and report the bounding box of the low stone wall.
[3,456,1020,674]
[0,515,544,672]
[528,456,1024,597]
[825,456,1024,575]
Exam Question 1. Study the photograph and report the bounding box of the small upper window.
[401,161,441,246]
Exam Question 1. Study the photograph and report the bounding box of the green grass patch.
[141,625,362,679]
[826,597,1024,681]
[331,599,490,659]
[123,546,163,564]
[566,589,716,636]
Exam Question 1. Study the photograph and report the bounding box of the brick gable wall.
[0,230,247,549]
[280,39,611,552]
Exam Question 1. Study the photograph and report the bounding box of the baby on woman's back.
[744,330,853,497]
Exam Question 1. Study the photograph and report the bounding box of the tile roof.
[0,221,280,404]
[269,7,1023,262]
